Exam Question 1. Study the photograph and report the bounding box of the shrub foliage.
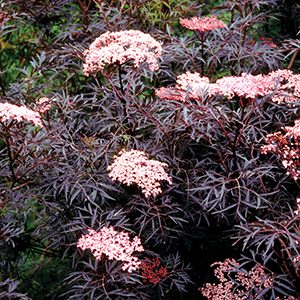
[0,0,300,299]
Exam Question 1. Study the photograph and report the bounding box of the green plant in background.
[139,0,201,30]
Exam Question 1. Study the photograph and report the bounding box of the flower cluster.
[176,71,211,98]
[0,102,43,127]
[261,119,300,180]
[36,97,53,114]
[156,69,300,103]
[180,16,226,32]
[201,259,273,300]
[83,30,162,76]
[77,226,144,273]
[214,73,275,100]
[107,149,172,198]
[271,72,300,104]
[140,257,168,284]
[156,71,214,102]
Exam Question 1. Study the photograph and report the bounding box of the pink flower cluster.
[201,259,274,300]
[36,97,53,113]
[176,71,211,98]
[156,71,215,102]
[268,69,300,104]
[107,149,172,198]
[0,102,43,127]
[261,119,300,180]
[180,16,226,32]
[156,69,300,103]
[77,226,144,273]
[83,30,162,76]
[214,73,275,100]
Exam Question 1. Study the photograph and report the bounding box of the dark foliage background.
[0,0,299,299]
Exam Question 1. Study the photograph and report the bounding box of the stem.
[201,32,205,77]
[77,0,91,31]
[118,64,125,96]
[0,63,6,96]
[103,70,126,118]
[232,97,247,170]
[287,49,299,70]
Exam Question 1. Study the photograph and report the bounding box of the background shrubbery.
[0,0,300,299]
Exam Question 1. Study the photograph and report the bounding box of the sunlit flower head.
[107,149,172,198]
[0,102,43,127]
[77,226,144,273]
[83,30,162,76]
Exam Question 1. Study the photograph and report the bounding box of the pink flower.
[155,87,189,101]
[36,97,53,114]
[77,226,144,273]
[0,102,43,127]
[201,259,274,300]
[268,69,300,104]
[176,71,211,98]
[156,72,212,102]
[83,30,162,76]
[214,73,275,99]
[107,149,172,198]
[180,16,226,32]
[156,69,300,103]
[261,119,300,180]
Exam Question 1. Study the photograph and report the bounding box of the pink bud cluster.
[156,69,300,103]
[140,257,168,284]
[180,16,226,32]
[261,119,300,180]
[83,30,162,76]
[259,37,277,48]
[201,259,274,300]
[0,102,43,127]
[77,226,144,273]
[107,149,172,198]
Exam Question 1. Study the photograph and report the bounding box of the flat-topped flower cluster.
[77,226,144,273]
[180,16,226,32]
[156,69,300,103]
[107,149,172,198]
[0,102,43,127]
[0,98,53,127]
[83,30,162,76]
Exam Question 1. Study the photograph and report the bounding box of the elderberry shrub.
[0,0,299,299]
